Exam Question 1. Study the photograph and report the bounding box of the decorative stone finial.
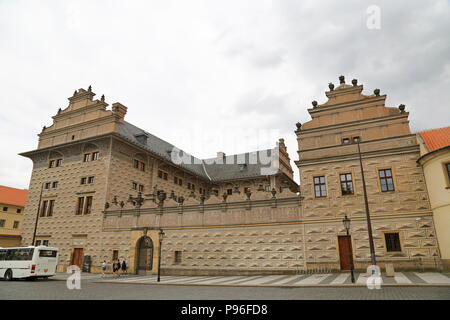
[374,89,380,96]
[339,75,345,84]
[42,126,46,131]
[233,186,240,194]
[101,94,105,102]
[295,122,302,130]
[352,79,358,86]
[178,196,185,205]
[398,104,406,113]
[88,85,92,92]
[328,83,335,91]
[73,90,77,96]
[222,192,228,202]
[200,194,206,204]
[258,184,264,191]
[104,202,110,210]
[57,108,62,114]
[312,100,318,108]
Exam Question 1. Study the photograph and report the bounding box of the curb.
[92,280,450,288]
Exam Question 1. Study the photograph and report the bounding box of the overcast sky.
[1,0,449,189]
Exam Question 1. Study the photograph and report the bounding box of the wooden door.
[338,236,352,270]
[71,248,84,268]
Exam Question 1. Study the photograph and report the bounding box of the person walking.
[113,259,120,277]
[101,260,107,278]
[121,258,127,276]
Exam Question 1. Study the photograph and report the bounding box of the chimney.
[112,102,127,122]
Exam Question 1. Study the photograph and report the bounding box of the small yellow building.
[0,185,28,247]
[417,127,450,269]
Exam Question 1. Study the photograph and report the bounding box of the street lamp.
[354,137,377,270]
[32,182,45,245]
[157,229,165,282]
[342,215,355,283]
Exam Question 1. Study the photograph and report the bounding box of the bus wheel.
[4,269,13,281]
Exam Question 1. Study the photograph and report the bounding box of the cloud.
[0,0,449,188]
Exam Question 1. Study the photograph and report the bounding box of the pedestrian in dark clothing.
[121,259,127,275]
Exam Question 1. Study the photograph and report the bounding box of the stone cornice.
[296,145,420,167]
[297,113,410,136]
[52,100,109,120]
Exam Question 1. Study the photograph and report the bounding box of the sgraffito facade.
[20,78,444,274]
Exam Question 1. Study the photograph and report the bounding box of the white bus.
[0,246,59,280]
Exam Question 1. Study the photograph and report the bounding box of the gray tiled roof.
[117,121,279,182]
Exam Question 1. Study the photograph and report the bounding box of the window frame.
[83,153,90,162]
[13,221,19,229]
[378,168,395,192]
[47,199,55,217]
[76,197,84,215]
[339,173,354,196]
[384,232,402,252]
[92,151,99,161]
[40,200,48,217]
[84,196,93,214]
[313,176,327,198]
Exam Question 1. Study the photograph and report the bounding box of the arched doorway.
[136,236,153,275]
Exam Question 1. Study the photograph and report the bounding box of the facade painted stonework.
[20,78,444,274]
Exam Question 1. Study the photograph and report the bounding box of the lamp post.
[157,229,165,282]
[31,182,45,245]
[342,215,355,283]
[355,137,377,269]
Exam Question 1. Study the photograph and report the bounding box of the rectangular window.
[83,153,90,162]
[92,151,99,161]
[174,176,178,184]
[84,196,93,214]
[340,173,354,195]
[0,219,5,227]
[132,182,138,190]
[35,240,41,246]
[200,187,203,194]
[313,176,327,198]
[163,172,168,180]
[227,189,232,195]
[76,197,84,215]
[39,249,57,257]
[139,184,144,192]
[174,251,182,264]
[13,221,19,229]
[379,169,395,192]
[158,170,163,178]
[56,159,62,167]
[81,177,87,185]
[446,163,450,181]
[16,208,21,213]
[140,162,145,172]
[40,200,48,217]
[42,240,49,247]
[133,159,139,169]
[2,207,7,211]
[52,181,58,188]
[178,179,182,186]
[385,232,401,252]
[49,160,55,168]
[45,182,51,189]
[88,176,95,184]
[47,200,55,217]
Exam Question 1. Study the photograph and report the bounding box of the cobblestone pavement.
[60,271,450,287]
[1,275,449,300]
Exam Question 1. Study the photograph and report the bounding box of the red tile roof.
[418,127,450,153]
[0,185,28,207]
